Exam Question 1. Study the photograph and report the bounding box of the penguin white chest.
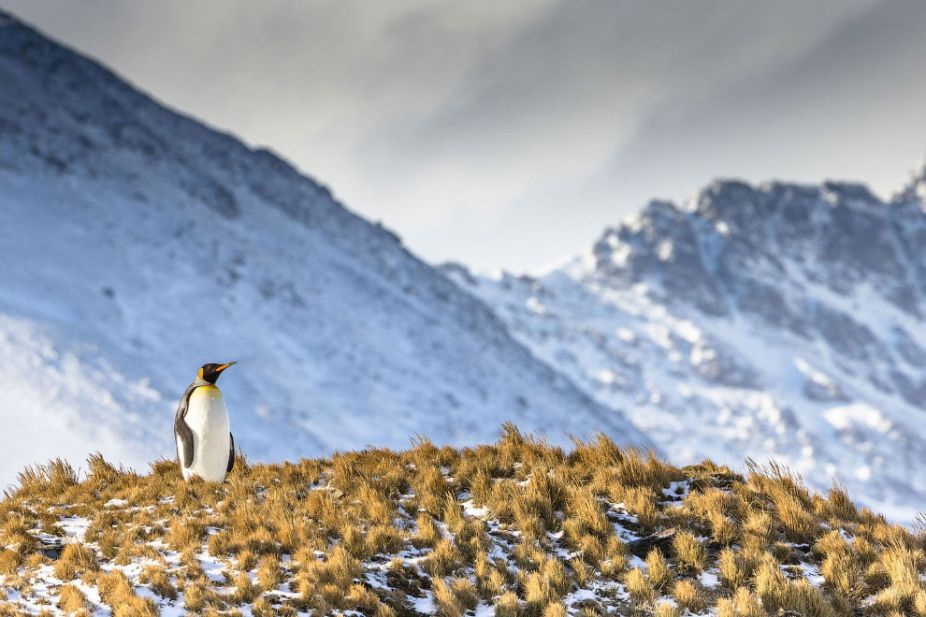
[180,385,231,482]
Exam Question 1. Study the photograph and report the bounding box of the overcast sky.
[6,1,926,272]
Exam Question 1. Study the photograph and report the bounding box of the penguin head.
[198,361,237,384]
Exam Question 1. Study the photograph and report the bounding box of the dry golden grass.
[523,560,568,613]
[624,567,655,605]
[645,548,672,591]
[182,577,218,612]
[234,570,257,603]
[0,549,20,575]
[426,538,462,577]
[716,587,768,617]
[868,545,926,615]
[52,542,98,581]
[0,430,919,615]
[138,564,177,600]
[673,578,706,612]
[56,583,89,613]
[654,601,681,617]
[672,530,706,573]
[414,512,442,548]
[256,554,281,592]
[543,601,568,617]
[718,546,752,590]
[495,590,520,617]
[754,556,834,617]
[617,486,660,531]
[432,576,478,617]
[96,570,158,617]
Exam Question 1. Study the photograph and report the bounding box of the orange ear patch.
[198,367,204,379]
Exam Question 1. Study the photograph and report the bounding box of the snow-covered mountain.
[0,11,651,484]
[447,164,926,520]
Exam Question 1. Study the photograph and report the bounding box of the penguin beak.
[215,361,237,374]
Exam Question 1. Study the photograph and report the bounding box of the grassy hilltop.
[0,425,923,616]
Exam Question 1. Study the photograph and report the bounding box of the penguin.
[174,362,236,482]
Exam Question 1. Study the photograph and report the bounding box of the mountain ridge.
[448,164,926,521]
[0,10,649,484]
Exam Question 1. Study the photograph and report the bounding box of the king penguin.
[174,362,236,482]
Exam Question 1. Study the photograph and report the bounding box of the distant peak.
[0,9,36,32]
[896,159,926,205]
[690,178,763,223]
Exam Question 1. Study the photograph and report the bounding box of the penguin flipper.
[174,385,196,469]
[227,433,235,473]
[175,415,195,468]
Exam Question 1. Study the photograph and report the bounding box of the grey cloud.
[602,0,926,208]
[2,0,923,271]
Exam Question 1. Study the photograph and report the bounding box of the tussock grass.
[625,567,655,605]
[718,547,753,590]
[256,554,281,592]
[646,548,672,591]
[433,576,478,617]
[716,587,767,617]
[673,578,706,613]
[0,430,919,615]
[139,564,177,600]
[52,542,98,580]
[97,569,158,616]
[654,601,681,617]
[0,550,20,575]
[57,582,89,613]
[672,530,706,573]
[754,556,833,617]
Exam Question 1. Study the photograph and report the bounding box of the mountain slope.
[447,164,926,520]
[0,11,649,484]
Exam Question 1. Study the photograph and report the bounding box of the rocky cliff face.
[448,164,926,520]
[0,11,649,484]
